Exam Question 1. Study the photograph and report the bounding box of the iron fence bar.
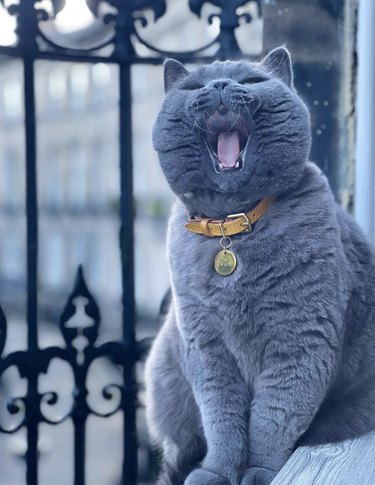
[119,61,137,485]
[0,45,259,65]
[73,364,88,485]
[23,53,39,485]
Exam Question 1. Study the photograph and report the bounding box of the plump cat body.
[145,48,375,485]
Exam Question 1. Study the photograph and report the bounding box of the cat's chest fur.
[167,199,301,378]
[168,202,273,303]
[166,164,347,383]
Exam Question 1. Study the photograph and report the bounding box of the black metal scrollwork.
[59,265,125,420]
[0,306,28,434]
[189,0,262,56]
[0,0,64,48]
[0,0,261,59]
[0,267,126,432]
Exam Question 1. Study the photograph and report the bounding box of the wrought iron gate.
[0,0,352,484]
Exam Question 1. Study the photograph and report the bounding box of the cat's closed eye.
[240,76,267,84]
[181,83,203,91]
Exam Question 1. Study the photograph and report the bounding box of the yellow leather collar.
[185,197,274,237]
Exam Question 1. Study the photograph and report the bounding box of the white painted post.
[355,0,375,242]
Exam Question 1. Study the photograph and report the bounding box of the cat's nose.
[212,80,229,90]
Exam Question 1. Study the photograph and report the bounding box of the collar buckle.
[227,212,252,232]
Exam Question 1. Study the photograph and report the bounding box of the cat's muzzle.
[204,110,250,173]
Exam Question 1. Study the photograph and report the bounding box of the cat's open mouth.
[204,110,250,173]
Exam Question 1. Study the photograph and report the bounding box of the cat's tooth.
[235,161,240,168]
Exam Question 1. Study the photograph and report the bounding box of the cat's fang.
[218,157,243,172]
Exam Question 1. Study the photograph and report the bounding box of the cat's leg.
[177,308,250,485]
[238,247,348,485]
[145,319,206,485]
[242,325,341,484]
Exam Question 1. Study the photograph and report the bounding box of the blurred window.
[87,235,103,291]
[43,146,66,209]
[70,232,89,269]
[91,63,112,106]
[3,147,21,209]
[1,230,23,280]
[43,232,65,288]
[88,141,106,209]
[2,78,21,118]
[47,68,67,111]
[67,143,88,209]
[92,63,111,87]
[70,64,89,110]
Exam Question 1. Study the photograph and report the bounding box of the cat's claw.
[184,468,231,485]
[241,467,277,485]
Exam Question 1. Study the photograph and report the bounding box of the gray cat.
[144,47,375,485]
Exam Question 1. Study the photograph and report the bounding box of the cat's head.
[153,47,311,217]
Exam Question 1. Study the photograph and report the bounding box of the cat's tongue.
[217,131,240,168]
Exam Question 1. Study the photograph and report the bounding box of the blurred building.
[0,0,262,338]
[0,55,171,339]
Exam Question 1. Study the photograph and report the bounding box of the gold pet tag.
[214,249,237,276]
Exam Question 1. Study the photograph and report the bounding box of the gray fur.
[145,47,375,485]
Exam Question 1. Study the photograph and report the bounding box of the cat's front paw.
[241,467,277,485]
[184,468,231,485]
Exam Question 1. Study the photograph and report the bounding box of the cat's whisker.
[194,118,216,135]
[224,112,241,135]
[237,94,253,121]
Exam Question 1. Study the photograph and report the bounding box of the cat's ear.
[261,46,293,87]
[164,59,189,92]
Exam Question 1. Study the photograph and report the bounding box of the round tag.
[214,249,237,276]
